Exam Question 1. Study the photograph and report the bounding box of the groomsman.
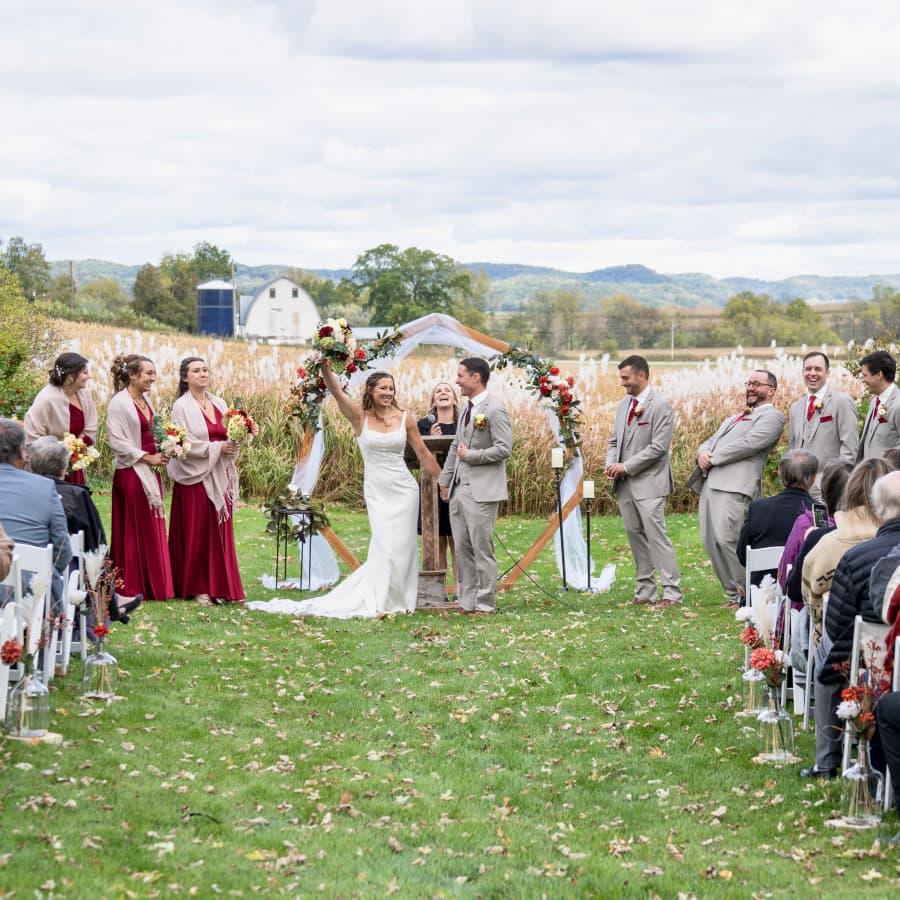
[857,350,900,461]
[439,357,512,615]
[690,371,784,607]
[604,355,682,608]
[787,352,858,490]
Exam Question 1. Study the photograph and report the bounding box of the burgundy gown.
[67,404,89,487]
[110,405,174,600]
[168,407,245,602]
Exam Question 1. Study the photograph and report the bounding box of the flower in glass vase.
[63,431,100,472]
[151,414,191,460]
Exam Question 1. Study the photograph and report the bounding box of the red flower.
[355,348,366,359]
[318,325,334,338]
[540,385,551,395]
[93,624,109,639]
[560,405,570,414]
[297,366,307,378]
[1,638,23,665]
[346,362,357,373]
[539,375,548,383]
[567,375,575,387]
[549,366,560,376]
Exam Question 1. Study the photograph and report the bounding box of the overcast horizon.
[3,1,900,281]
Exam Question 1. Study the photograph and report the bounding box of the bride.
[247,361,441,618]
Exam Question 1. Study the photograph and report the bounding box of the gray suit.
[857,384,900,461]
[439,394,512,612]
[787,387,859,469]
[692,405,784,602]
[605,389,682,602]
[0,462,72,611]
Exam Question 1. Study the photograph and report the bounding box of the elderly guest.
[24,352,98,486]
[0,418,71,611]
[106,354,174,601]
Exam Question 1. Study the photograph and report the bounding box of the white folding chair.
[841,615,891,772]
[0,601,18,723]
[11,542,54,680]
[884,635,900,813]
[59,532,87,676]
[744,545,785,606]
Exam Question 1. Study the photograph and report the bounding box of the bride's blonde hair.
[361,371,399,412]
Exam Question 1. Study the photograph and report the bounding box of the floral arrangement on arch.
[264,483,331,543]
[288,321,403,429]
[63,432,100,472]
[491,347,582,455]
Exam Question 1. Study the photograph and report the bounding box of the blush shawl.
[24,384,98,445]
[105,388,165,517]
[166,392,237,523]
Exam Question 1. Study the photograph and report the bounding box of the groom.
[439,357,512,615]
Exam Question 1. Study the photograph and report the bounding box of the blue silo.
[197,279,235,336]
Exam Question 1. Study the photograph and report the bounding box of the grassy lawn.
[2,495,899,898]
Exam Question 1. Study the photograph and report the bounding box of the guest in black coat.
[737,449,818,584]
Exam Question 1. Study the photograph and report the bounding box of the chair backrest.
[744,545,785,602]
[12,541,53,654]
[848,614,892,685]
[1,552,22,603]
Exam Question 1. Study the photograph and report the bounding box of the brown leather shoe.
[457,608,475,615]
[656,599,682,609]
[629,597,653,605]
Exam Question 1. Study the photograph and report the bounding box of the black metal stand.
[554,468,568,591]
[273,506,314,591]
[584,498,592,591]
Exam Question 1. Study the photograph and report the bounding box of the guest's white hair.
[871,470,900,522]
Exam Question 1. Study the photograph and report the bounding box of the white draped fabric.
[278,313,614,594]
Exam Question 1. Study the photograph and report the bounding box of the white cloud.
[1,1,900,280]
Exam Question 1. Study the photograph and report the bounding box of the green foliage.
[263,488,330,542]
[722,291,837,345]
[1,235,52,300]
[343,243,484,327]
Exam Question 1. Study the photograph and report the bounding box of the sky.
[2,1,900,280]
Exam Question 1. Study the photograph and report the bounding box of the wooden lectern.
[405,435,456,609]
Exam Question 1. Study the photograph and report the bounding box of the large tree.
[343,244,482,326]
[1,236,52,300]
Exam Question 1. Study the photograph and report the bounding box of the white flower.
[735,608,754,622]
[836,700,861,720]
[83,546,107,590]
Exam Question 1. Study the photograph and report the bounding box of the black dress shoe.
[799,766,838,779]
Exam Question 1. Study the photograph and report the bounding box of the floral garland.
[264,484,331,542]
[288,322,403,429]
[490,347,581,454]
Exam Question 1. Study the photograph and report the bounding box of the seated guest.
[0,521,11,582]
[876,692,900,839]
[0,418,71,611]
[27,435,140,623]
[800,468,900,778]
[737,449,818,586]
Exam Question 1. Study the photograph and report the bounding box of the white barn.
[239,276,320,343]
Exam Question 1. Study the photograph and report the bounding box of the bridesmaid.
[166,357,244,606]
[24,352,98,486]
[105,353,174,601]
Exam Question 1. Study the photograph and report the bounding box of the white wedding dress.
[247,413,419,618]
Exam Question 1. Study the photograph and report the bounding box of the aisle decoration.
[63,431,100,473]
[151,414,191,459]
[82,549,120,700]
[836,650,890,827]
[289,322,402,429]
[4,573,52,737]
[264,483,331,544]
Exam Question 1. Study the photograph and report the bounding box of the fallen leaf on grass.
[388,837,404,853]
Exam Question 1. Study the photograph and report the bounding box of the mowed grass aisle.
[2,497,898,897]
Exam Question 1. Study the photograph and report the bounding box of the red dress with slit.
[168,407,245,602]
[110,405,174,600]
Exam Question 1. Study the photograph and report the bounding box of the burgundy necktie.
[806,395,816,421]
[464,402,472,428]
[873,398,882,422]
[627,398,638,425]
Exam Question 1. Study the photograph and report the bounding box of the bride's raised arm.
[319,359,364,435]
[405,415,441,480]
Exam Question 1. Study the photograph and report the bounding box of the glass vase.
[82,638,118,699]
[738,667,768,717]
[6,656,50,737]
[841,738,883,827]
[756,687,795,761]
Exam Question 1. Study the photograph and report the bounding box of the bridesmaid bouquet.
[151,414,191,460]
[224,407,259,443]
[63,432,100,472]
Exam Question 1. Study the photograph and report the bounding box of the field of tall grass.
[55,320,863,515]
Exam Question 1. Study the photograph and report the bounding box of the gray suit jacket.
[694,404,785,499]
[857,385,900,461]
[0,462,72,607]
[605,388,674,500]
[439,394,512,503]
[787,387,858,466]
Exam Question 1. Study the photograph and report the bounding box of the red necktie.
[873,398,882,422]
[627,398,638,425]
[806,395,816,421]
[464,402,472,427]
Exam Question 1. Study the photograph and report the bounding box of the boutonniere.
[878,406,889,424]
[813,398,823,412]
[473,413,487,430]
[742,406,753,418]
[633,405,645,419]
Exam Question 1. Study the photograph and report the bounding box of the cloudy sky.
[2,1,899,279]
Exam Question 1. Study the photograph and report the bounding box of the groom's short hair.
[461,357,490,385]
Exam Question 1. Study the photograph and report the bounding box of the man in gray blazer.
[439,357,512,615]
[604,355,682,607]
[788,351,858,490]
[691,371,784,607]
[0,418,71,611]
[857,350,900,461]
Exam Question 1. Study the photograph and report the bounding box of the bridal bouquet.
[224,407,259,443]
[63,432,100,472]
[151,414,191,460]
[313,317,366,376]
